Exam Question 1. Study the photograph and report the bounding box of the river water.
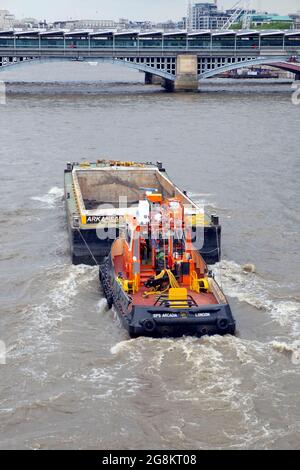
[0,61,299,450]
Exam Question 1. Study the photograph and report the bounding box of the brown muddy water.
[0,62,299,449]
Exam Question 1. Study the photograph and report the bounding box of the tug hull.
[100,255,235,339]
[127,304,235,338]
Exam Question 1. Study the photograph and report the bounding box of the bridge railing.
[0,36,300,53]
[1,45,298,52]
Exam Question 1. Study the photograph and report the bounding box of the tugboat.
[99,192,235,338]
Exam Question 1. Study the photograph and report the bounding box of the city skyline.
[1,1,299,23]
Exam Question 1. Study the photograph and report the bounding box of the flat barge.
[64,160,221,266]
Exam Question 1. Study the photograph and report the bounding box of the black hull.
[69,225,221,266]
[99,258,235,339]
[68,226,117,265]
[118,304,235,339]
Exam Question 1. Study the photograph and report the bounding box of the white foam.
[15,265,98,357]
[110,339,136,355]
[189,192,214,199]
[271,340,300,364]
[188,191,217,209]
[0,408,14,413]
[154,335,293,448]
[80,367,115,384]
[213,260,300,336]
[48,265,96,310]
[83,331,298,446]
[97,298,108,313]
[268,302,300,333]
[31,186,64,208]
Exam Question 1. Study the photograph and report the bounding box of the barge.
[64,160,221,266]
[99,195,235,338]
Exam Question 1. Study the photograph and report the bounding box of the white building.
[289,11,300,28]
[189,2,230,30]
[76,19,117,29]
[0,9,15,30]
[53,19,117,30]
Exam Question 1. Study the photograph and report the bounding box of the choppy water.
[0,62,299,450]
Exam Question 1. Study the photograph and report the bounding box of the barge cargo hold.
[64,160,222,266]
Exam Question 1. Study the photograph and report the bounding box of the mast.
[221,0,252,30]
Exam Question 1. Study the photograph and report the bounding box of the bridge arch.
[199,57,300,79]
[0,56,176,81]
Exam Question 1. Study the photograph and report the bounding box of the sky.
[1,1,299,22]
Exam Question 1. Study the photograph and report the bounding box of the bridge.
[0,29,300,91]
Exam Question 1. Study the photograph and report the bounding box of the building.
[289,12,300,29]
[155,20,180,31]
[118,18,129,29]
[117,18,153,30]
[19,17,39,28]
[76,19,116,29]
[0,9,15,30]
[188,3,293,31]
[189,2,230,30]
[250,13,293,28]
[53,19,117,30]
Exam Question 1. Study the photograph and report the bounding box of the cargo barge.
[64,160,221,266]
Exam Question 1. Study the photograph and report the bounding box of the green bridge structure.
[0,29,300,91]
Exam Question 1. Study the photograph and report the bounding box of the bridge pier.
[161,79,174,92]
[145,72,163,86]
[164,55,199,92]
[295,72,300,81]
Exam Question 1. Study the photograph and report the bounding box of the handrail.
[71,170,86,223]
[154,294,198,307]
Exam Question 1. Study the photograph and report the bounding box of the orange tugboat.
[99,192,235,338]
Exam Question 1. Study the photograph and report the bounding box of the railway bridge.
[0,29,300,91]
